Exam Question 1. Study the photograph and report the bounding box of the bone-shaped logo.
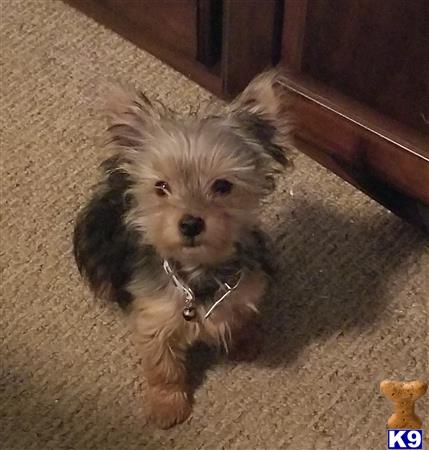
[380,379,427,429]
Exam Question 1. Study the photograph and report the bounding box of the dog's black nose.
[179,215,205,237]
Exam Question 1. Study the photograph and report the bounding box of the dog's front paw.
[148,387,192,429]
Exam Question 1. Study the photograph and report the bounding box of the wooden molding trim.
[282,73,429,230]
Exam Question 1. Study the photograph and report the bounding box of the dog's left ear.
[227,69,294,167]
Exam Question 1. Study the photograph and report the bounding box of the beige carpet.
[1,1,428,449]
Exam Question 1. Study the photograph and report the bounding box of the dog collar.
[162,259,243,321]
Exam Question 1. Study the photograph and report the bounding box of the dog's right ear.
[104,87,167,151]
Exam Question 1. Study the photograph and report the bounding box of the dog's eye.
[155,181,170,196]
[212,179,233,195]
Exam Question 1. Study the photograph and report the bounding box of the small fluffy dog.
[73,70,293,428]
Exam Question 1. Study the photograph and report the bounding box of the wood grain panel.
[222,0,280,96]
[95,0,199,60]
[281,0,308,72]
[283,74,429,230]
[65,0,223,96]
[301,0,429,133]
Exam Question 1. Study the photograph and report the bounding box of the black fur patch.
[73,158,155,309]
[235,112,288,166]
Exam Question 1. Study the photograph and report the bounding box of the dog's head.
[104,70,294,266]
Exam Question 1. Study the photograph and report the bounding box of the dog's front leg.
[131,298,193,429]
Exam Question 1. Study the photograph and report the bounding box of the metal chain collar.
[163,259,243,321]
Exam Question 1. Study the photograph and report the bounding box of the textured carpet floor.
[1,1,428,449]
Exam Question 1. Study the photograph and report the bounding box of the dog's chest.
[184,269,268,324]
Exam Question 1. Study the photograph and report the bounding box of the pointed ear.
[104,87,167,150]
[227,69,294,166]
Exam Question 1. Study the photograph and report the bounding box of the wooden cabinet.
[66,0,429,230]
[297,0,428,133]
[66,0,280,97]
[97,0,202,61]
[89,0,222,65]
[280,0,429,230]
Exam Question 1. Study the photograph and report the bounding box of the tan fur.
[100,68,294,428]
[131,287,193,428]
[130,270,267,428]
[122,119,265,266]
[199,269,268,350]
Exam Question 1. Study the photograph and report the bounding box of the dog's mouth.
[182,237,202,248]
[176,236,234,265]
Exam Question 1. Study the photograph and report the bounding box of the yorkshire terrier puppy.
[73,70,293,428]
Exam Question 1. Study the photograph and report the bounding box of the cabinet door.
[67,0,224,92]
[281,0,429,229]
[66,0,280,97]
[95,0,221,64]
[301,0,428,133]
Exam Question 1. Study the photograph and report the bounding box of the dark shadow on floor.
[254,201,427,367]
[186,201,427,383]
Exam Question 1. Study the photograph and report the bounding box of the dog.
[73,69,294,428]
